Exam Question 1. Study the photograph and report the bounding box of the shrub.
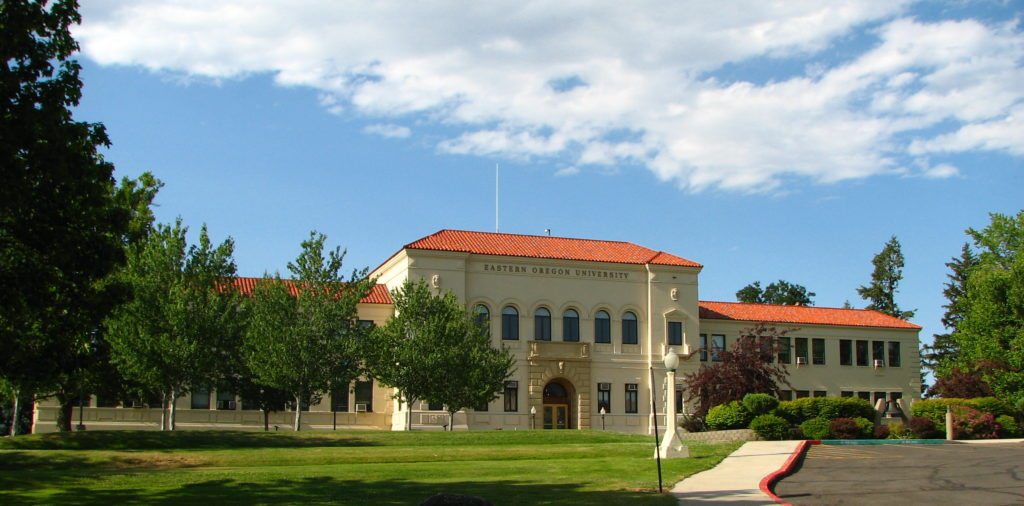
[799,417,831,440]
[705,401,751,430]
[830,417,872,439]
[775,397,876,425]
[874,424,890,439]
[679,414,706,433]
[995,415,1018,438]
[773,401,800,425]
[743,393,779,416]
[750,414,790,441]
[950,405,999,440]
[886,421,911,439]
[967,397,1013,418]
[907,416,942,439]
[911,397,1013,426]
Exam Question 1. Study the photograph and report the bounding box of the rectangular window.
[675,384,684,413]
[888,341,901,367]
[699,334,709,362]
[841,391,854,398]
[358,319,375,329]
[331,385,349,412]
[667,321,683,346]
[355,380,373,412]
[857,391,871,401]
[873,391,887,406]
[872,341,885,365]
[777,390,793,401]
[503,381,518,412]
[711,334,725,362]
[597,383,611,413]
[428,401,442,411]
[502,312,519,340]
[777,337,791,364]
[839,340,852,366]
[216,390,236,410]
[191,387,210,410]
[813,390,827,398]
[812,338,825,365]
[856,340,869,366]
[795,390,810,399]
[624,384,639,413]
[795,337,808,364]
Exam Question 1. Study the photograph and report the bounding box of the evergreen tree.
[922,243,978,377]
[368,279,514,431]
[243,232,373,431]
[857,235,915,320]
[736,280,815,306]
[1,0,131,434]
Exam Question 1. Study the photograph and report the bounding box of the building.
[34,229,921,433]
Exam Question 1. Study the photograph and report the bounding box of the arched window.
[473,304,490,334]
[563,309,579,342]
[622,311,638,345]
[501,306,519,340]
[594,310,611,343]
[534,307,551,341]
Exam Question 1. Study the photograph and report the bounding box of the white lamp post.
[599,406,606,430]
[658,348,689,458]
[530,405,537,430]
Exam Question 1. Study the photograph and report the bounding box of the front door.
[543,404,569,429]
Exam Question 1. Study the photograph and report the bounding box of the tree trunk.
[9,393,19,436]
[293,395,302,431]
[56,392,73,432]
[160,391,167,431]
[169,388,177,431]
[263,408,269,432]
[448,411,455,432]
[405,394,413,431]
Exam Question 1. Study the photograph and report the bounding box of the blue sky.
[72,1,1022,369]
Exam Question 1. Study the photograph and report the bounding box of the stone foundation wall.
[678,428,759,442]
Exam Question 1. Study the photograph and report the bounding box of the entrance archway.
[542,379,575,429]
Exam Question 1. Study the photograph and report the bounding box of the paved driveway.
[774,442,1024,505]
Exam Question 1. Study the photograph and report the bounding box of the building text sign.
[482,263,631,280]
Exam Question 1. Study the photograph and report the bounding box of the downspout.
[645,262,654,435]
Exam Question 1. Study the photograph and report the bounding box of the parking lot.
[774,442,1024,505]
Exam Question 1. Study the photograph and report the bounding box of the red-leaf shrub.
[950,405,999,440]
[908,416,942,439]
[874,425,890,439]
[829,418,861,439]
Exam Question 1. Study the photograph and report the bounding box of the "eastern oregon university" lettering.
[482,263,630,280]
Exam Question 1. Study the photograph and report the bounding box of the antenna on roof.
[495,163,500,232]
[545,229,551,236]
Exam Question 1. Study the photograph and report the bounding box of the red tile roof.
[403,229,701,268]
[229,277,392,305]
[698,301,921,330]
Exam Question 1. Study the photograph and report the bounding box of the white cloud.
[363,123,411,139]
[554,166,581,177]
[74,1,1024,192]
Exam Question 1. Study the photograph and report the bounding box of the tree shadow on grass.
[0,430,379,451]
[4,475,677,506]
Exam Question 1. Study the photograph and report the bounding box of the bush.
[907,416,942,439]
[950,405,999,440]
[773,401,800,425]
[967,397,1014,418]
[775,397,876,425]
[743,393,779,416]
[830,417,872,439]
[799,417,831,440]
[705,401,751,430]
[679,414,706,433]
[886,421,911,439]
[911,397,1013,426]
[874,424,890,439]
[996,415,1018,438]
[750,414,790,441]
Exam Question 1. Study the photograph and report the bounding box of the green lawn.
[0,430,739,505]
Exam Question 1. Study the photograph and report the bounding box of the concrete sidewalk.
[672,440,800,505]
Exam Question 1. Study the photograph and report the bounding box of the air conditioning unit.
[626,384,638,391]
[873,359,885,369]
[355,403,369,413]
[796,357,807,366]
[598,382,611,390]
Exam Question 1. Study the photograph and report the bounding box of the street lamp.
[658,348,689,459]
[600,406,606,430]
[530,406,537,430]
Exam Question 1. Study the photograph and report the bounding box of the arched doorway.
[542,379,575,429]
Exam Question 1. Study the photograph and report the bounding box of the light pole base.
[656,434,689,459]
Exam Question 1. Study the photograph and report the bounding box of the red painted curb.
[758,440,820,505]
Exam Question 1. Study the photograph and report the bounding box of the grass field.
[0,430,740,505]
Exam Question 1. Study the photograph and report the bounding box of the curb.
[758,440,819,505]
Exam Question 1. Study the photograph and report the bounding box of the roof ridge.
[700,300,891,313]
[427,228,641,247]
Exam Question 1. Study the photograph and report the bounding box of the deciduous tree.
[736,280,815,306]
[243,232,373,431]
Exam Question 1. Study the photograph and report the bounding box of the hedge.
[799,417,831,440]
[910,397,1013,425]
[742,393,779,416]
[774,397,876,425]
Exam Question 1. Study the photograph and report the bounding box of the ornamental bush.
[749,414,790,441]
[874,424,890,439]
[742,393,779,416]
[996,415,1018,438]
[705,401,751,430]
[799,417,831,440]
[854,417,875,438]
[886,421,911,439]
[829,418,864,439]
[911,397,1013,426]
[775,397,876,425]
[907,416,942,439]
[950,405,999,440]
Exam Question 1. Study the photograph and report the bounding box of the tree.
[243,232,373,431]
[857,235,915,320]
[926,367,994,399]
[922,243,978,378]
[683,323,793,417]
[1,0,131,434]
[368,280,514,431]
[736,280,815,306]
[105,220,243,430]
[953,211,1024,406]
